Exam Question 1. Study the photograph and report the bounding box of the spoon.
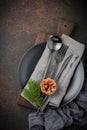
[48,35,63,51]
[40,35,62,111]
[43,35,63,79]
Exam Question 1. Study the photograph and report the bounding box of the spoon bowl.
[47,35,63,51]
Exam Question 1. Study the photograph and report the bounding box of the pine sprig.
[22,80,44,109]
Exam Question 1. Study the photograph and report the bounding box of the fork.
[50,44,68,79]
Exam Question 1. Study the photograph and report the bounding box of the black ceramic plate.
[18,42,84,106]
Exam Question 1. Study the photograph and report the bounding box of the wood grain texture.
[35,32,50,45]
[17,91,35,109]
[57,18,75,36]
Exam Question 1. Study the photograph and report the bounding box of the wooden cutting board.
[17,18,75,109]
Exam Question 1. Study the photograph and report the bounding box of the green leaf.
[22,80,44,109]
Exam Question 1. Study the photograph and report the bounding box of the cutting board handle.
[35,18,74,45]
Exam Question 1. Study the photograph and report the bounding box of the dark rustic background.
[0,0,87,130]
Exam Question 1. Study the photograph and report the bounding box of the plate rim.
[61,61,84,106]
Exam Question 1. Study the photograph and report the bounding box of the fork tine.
[55,44,68,62]
[61,45,68,56]
[62,45,68,55]
[58,44,67,55]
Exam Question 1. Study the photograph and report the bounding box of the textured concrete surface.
[0,0,87,130]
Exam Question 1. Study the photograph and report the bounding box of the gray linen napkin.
[21,34,85,107]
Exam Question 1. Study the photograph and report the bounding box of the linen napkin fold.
[21,34,85,108]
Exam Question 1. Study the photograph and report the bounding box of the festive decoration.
[22,80,44,109]
[40,78,57,95]
[22,78,57,110]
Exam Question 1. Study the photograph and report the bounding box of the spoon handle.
[41,52,54,111]
[42,52,53,79]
